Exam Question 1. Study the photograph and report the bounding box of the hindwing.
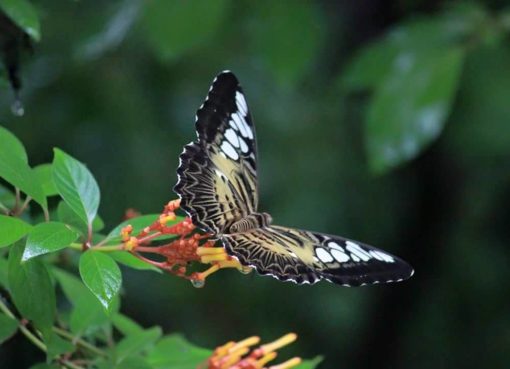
[222,225,414,286]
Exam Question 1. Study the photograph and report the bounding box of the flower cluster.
[205,333,302,369]
[120,199,251,287]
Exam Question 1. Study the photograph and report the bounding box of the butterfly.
[174,71,414,286]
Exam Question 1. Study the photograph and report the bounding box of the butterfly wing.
[174,71,259,234]
[221,225,414,286]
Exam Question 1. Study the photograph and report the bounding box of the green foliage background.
[1,1,510,368]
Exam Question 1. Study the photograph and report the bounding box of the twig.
[43,206,50,222]
[0,295,46,352]
[53,327,107,357]
[0,201,10,215]
[0,294,90,369]
[14,187,20,212]
[68,242,123,252]
[16,196,31,216]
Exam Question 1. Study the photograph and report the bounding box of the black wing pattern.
[174,71,258,234]
[222,226,413,286]
[174,71,414,286]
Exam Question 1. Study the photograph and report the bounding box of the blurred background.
[1,1,510,368]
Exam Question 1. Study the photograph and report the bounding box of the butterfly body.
[229,212,272,233]
[174,71,414,287]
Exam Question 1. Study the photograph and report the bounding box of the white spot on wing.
[327,241,345,252]
[346,241,372,262]
[242,119,253,139]
[231,113,248,137]
[369,250,385,261]
[370,250,395,263]
[316,248,334,263]
[236,91,248,115]
[331,249,350,263]
[232,112,253,140]
[224,128,239,148]
[239,136,249,153]
[220,141,239,160]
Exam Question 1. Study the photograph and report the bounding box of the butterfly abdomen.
[228,212,272,234]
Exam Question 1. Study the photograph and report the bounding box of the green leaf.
[115,327,162,363]
[79,251,121,310]
[0,0,41,41]
[0,256,8,288]
[342,38,401,91]
[0,127,46,210]
[44,331,75,359]
[342,9,483,91]
[295,356,324,369]
[0,126,28,163]
[34,164,58,197]
[142,0,228,61]
[57,201,104,237]
[56,201,84,236]
[92,215,105,232]
[0,313,18,344]
[98,357,154,369]
[342,20,447,91]
[250,1,324,87]
[69,300,106,336]
[110,251,161,273]
[116,357,153,369]
[147,335,211,369]
[8,241,56,335]
[23,222,79,260]
[366,48,464,173]
[0,215,32,248]
[52,149,100,229]
[105,214,183,245]
[112,313,143,336]
[53,269,109,335]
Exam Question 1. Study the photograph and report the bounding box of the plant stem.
[0,200,10,214]
[91,244,124,251]
[14,187,20,211]
[87,223,93,247]
[43,206,50,222]
[0,296,46,352]
[61,360,85,369]
[52,327,107,357]
[0,295,95,369]
[136,231,163,244]
[69,243,82,250]
[16,196,31,216]
[68,243,123,252]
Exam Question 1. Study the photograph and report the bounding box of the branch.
[0,294,88,369]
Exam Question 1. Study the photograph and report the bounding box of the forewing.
[222,225,414,286]
[174,71,259,234]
